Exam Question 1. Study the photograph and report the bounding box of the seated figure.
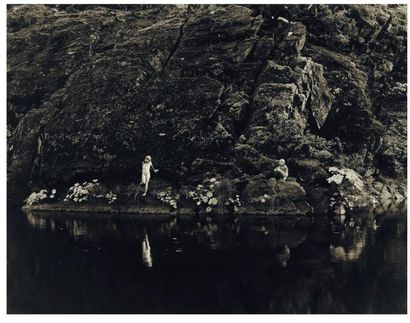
[274,159,288,180]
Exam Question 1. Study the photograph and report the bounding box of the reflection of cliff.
[20,209,407,313]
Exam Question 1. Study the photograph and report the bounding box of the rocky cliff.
[7,4,407,211]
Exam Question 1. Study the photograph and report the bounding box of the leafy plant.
[156,189,180,209]
[215,179,243,213]
[187,177,242,214]
[24,188,56,205]
[327,167,377,211]
[105,191,118,204]
[122,183,143,204]
[64,179,117,204]
[64,182,93,203]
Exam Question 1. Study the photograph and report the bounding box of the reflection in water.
[9,207,407,314]
[142,230,153,268]
[330,228,367,262]
[198,217,219,250]
[50,219,56,232]
[277,245,290,268]
[71,220,88,239]
[26,212,47,230]
[330,235,365,262]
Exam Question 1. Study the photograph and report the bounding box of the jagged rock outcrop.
[7,4,407,210]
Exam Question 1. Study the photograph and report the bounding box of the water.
[7,206,407,313]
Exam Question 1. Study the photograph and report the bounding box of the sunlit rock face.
[7,4,407,207]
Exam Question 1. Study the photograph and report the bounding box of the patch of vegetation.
[24,188,57,205]
[155,189,180,209]
[327,166,377,213]
[187,176,242,214]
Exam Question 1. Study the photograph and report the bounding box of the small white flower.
[209,197,218,206]
[92,179,98,183]
[52,189,57,195]
[74,183,80,187]
[210,178,217,183]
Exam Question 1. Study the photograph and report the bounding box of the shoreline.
[21,201,312,217]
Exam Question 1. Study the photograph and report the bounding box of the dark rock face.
[7,4,407,209]
[240,176,309,214]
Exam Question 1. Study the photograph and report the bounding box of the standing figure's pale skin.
[140,155,158,196]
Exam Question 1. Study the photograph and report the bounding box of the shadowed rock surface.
[7,4,407,211]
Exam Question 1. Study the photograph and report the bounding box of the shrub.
[64,179,117,204]
[327,167,377,211]
[187,176,242,214]
[64,182,92,203]
[155,189,180,209]
[24,188,57,205]
[105,191,118,204]
[215,179,243,213]
[122,183,143,204]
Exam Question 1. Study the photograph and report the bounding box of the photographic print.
[7,2,407,314]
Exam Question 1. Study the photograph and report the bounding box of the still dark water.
[7,205,407,314]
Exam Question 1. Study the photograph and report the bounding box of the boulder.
[275,178,306,201]
[240,176,277,204]
[240,175,307,213]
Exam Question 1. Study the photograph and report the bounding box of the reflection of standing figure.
[142,230,153,268]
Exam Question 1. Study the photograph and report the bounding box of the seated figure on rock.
[274,159,288,180]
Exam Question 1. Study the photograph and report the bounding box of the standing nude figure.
[140,155,158,196]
